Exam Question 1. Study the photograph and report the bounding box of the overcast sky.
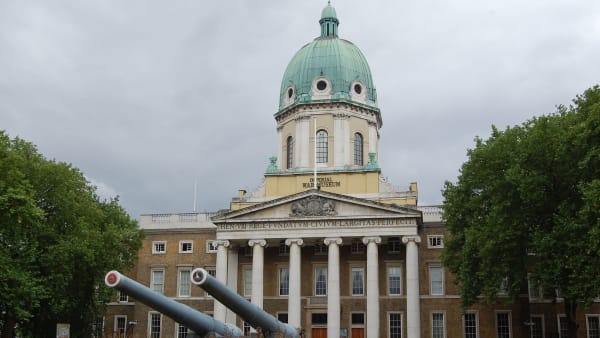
[2,1,599,219]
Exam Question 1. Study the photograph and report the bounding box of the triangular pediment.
[213,189,422,223]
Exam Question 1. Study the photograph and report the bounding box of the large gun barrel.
[104,270,243,338]
[191,268,299,338]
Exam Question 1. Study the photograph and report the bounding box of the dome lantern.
[319,1,339,38]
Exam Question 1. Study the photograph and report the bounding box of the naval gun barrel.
[191,268,299,338]
[104,270,243,338]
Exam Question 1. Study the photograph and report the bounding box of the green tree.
[442,86,600,338]
[0,132,144,338]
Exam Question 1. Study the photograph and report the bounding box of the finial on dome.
[320,2,339,38]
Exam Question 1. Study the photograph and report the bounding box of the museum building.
[104,3,600,338]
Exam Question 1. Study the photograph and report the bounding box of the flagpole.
[313,117,317,189]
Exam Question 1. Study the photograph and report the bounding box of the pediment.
[213,190,422,223]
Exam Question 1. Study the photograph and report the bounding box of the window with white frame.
[176,324,189,338]
[529,315,544,338]
[92,316,104,338]
[204,267,216,296]
[286,136,294,169]
[316,129,328,163]
[387,266,402,296]
[179,240,193,254]
[432,312,445,338]
[388,237,401,253]
[351,238,365,254]
[427,235,444,249]
[243,322,251,336]
[498,277,509,296]
[279,240,289,255]
[351,267,364,296]
[389,312,402,338]
[149,312,161,338]
[314,267,327,296]
[558,315,568,338]
[152,241,166,254]
[354,132,363,166]
[528,275,543,301]
[496,312,511,338]
[243,267,252,296]
[587,315,600,338]
[464,312,478,338]
[151,270,165,294]
[118,291,128,303]
[206,240,217,253]
[429,265,444,295]
[279,267,289,296]
[114,316,127,337]
[178,269,191,297]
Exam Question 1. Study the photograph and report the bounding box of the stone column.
[286,238,304,329]
[214,240,230,322]
[363,236,381,338]
[225,248,238,325]
[403,236,421,338]
[324,237,343,338]
[248,239,267,309]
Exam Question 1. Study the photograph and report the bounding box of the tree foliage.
[442,86,600,336]
[0,131,144,338]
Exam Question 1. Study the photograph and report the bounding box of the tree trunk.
[564,299,579,338]
[0,317,15,338]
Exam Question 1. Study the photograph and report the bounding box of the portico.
[212,189,422,337]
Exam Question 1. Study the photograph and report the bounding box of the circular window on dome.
[354,84,362,94]
[317,80,327,91]
[287,88,294,98]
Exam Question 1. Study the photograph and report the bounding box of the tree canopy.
[442,85,600,336]
[0,131,144,338]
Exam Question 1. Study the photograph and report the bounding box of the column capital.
[248,239,267,247]
[214,240,231,248]
[402,235,421,244]
[324,237,343,246]
[285,238,304,247]
[362,236,382,245]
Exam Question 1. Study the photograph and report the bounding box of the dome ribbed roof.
[278,4,377,112]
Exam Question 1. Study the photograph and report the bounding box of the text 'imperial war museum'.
[104,3,600,338]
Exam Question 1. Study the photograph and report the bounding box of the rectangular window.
[115,316,127,337]
[178,269,191,297]
[152,241,166,254]
[279,240,289,255]
[389,312,402,338]
[496,312,511,338]
[528,275,543,301]
[243,268,252,296]
[427,235,444,248]
[314,242,327,255]
[314,267,327,296]
[464,312,478,338]
[351,239,365,254]
[588,315,600,338]
[558,315,568,338]
[351,267,364,296]
[176,324,189,338]
[388,266,402,295]
[279,267,289,296]
[352,313,365,325]
[278,313,289,324]
[92,317,104,338]
[149,312,161,338]
[243,322,251,335]
[312,313,327,325]
[388,237,401,253]
[498,277,509,296]
[205,267,216,296]
[206,240,217,253]
[432,312,445,338]
[118,291,128,303]
[530,316,543,338]
[179,240,193,253]
[429,266,444,295]
[151,270,164,294]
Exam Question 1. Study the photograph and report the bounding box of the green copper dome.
[278,3,377,112]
